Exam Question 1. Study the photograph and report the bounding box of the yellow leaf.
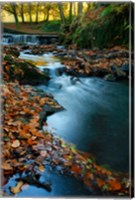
[39,164,45,172]
[10,181,23,194]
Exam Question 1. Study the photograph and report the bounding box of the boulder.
[111,66,126,78]
[91,67,109,77]
[104,74,117,81]
[3,54,50,85]
[4,46,20,57]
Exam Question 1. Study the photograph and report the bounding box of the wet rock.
[91,67,109,77]
[58,52,67,57]
[3,54,50,85]
[21,45,30,50]
[111,66,126,78]
[104,73,117,81]
[66,68,79,77]
[56,67,67,76]
[4,46,20,57]
[120,63,129,75]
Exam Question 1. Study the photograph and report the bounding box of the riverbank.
[3,44,133,81]
[2,45,131,197]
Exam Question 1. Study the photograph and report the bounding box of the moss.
[61,3,131,49]
[4,54,50,85]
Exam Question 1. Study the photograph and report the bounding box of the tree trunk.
[45,6,51,22]
[12,4,19,28]
[73,2,77,16]
[28,4,32,24]
[58,3,65,24]
[20,4,25,23]
[13,12,19,28]
[87,2,91,12]
[78,2,83,15]
[69,2,73,22]
[35,3,40,23]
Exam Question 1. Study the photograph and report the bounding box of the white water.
[3,33,39,45]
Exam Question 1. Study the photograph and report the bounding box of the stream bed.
[4,50,129,197]
[20,51,129,172]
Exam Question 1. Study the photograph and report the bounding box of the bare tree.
[58,2,65,24]
[28,3,32,24]
[78,2,83,15]
[3,3,19,27]
[35,2,40,23]
[20,4,25,23]
[69,2,73,22]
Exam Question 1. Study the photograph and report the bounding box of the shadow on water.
[46,77,129,173]
[4,168,93,197]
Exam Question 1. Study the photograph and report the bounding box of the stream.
[4,49,129,197]
[20,50,129,173]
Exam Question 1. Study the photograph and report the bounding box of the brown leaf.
[11,140,20,148]
[40,150,47,157]
[2,161,13,171]
[10,181,23,194]
[70,165,82,174]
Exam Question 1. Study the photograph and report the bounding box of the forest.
[1,1,134,198]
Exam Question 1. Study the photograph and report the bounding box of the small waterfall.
[3,34,39,45]
[2,33,58,45]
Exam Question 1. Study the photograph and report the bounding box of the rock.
[120,63,129,72]
[58,52,67,57]
[4,46,20,57]
[3,54,50,85]
[21,45,30,50]
[92,67,109,77]
[56,67,67,76]
[111,66,126,78]
[66,68,79,77]
[104,74,117,81]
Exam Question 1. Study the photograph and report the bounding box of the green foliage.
[100,4,113,17]
[42,20,61,33]
[61,3,131,49]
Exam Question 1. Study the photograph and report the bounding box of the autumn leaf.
[27,138,37,145]
[38,164,45,172]
[10,181,24,194]
[40,150,47,157]
[2,161,13,171]
[70,164,82,174]
[64,161,72,167]
[11,140,20,148]
[97,178,106,188]
[108,180,122,191]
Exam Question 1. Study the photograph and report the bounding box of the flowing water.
[4,50,129,197]
[20,51,129,173]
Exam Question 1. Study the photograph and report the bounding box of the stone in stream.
[104,73,117,81]
[91,67,109,77]
[111,66,126,78]
[120,63,129,73]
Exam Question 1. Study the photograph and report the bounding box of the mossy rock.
[4,46,20,57]
[4,54,50,85]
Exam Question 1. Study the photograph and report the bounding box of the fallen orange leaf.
[108,180,122,191]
